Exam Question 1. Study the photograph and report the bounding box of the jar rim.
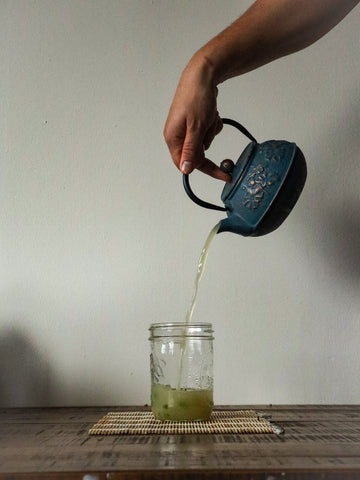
[149,322,212,328]
[149,322,214,339]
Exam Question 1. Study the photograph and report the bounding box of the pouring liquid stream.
[185,221,220,324]
[177,221,220,389]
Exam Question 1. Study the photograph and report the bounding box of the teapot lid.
[221,141,257,203]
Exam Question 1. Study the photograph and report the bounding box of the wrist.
[190,43,239,86]
[184,50,220,88]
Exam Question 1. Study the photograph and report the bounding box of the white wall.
[0,0,359,407]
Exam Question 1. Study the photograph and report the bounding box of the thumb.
[180,128,205,175]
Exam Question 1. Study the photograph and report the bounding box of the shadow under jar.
[149,322,214,421]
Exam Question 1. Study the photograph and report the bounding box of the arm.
[164,0,359,180]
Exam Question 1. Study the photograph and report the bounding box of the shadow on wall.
[0,325,141,407]
[0,326,52,407]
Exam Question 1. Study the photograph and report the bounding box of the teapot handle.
[183,174,228,211]
[182,118,257,211]
[221,118,257,143]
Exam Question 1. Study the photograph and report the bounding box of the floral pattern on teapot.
[242,164,279,210]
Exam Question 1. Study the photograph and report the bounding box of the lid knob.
[220,159,235,174]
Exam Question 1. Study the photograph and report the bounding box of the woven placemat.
[89,410,284,435]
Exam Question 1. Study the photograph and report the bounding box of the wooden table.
[1,405,360,479]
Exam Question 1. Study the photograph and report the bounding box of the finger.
[203,115,223,150]
[214,114,223,135]
[163,119,186,170]
[180,127,205,175]
[197,158,232,182]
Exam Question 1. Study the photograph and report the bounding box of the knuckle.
[182,142,195,159]
[163,124,173,145]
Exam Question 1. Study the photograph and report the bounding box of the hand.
[163,56,231,182]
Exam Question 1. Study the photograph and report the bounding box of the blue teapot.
[183,118,307,236]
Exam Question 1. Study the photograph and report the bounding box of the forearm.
[164,0,359,179]
[191,0,359,85]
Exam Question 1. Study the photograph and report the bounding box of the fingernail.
[181,161,192,174]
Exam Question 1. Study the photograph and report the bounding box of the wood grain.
[1,405,360,479]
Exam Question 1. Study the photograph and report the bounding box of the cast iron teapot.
[183,118,307,236]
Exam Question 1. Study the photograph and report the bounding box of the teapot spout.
[218,216,254,237]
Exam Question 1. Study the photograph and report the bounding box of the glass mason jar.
[149,322,214,421]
